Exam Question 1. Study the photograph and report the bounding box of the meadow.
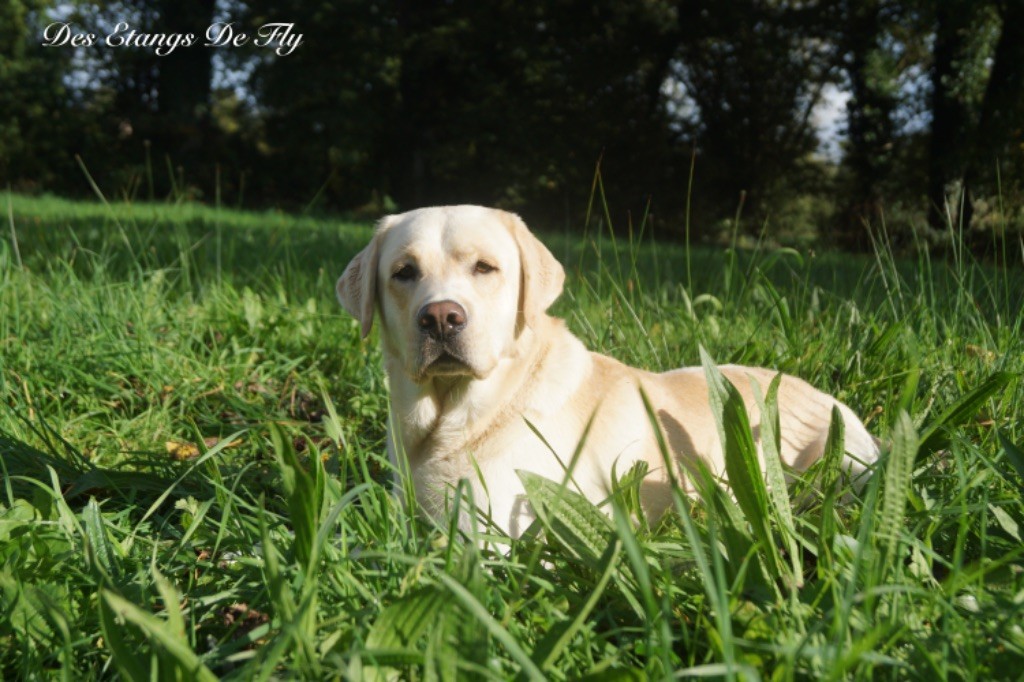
[1,191,1023,680]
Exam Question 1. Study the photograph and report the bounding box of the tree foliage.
[0,0,77,189]
[2,0,1024,246]
[672,1,835,222]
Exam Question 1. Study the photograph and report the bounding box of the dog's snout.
[417,300,467,340]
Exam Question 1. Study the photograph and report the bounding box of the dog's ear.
[501,211,565,333]
[337,215,394,338]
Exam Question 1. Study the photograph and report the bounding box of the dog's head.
[337,206,564,382]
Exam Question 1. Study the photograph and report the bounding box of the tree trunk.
[927,3,974,231]
[156,0,216,121]
[970,0,1024,182]
[838,0,897,250]
[145,0,216,187]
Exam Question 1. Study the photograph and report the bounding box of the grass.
[2,189,1023,680]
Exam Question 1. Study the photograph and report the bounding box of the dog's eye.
[392,264,418,281]
[474,260,497,275]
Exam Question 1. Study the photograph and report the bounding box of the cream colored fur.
[337,206,878,537]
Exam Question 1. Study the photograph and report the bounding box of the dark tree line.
[3,0,1024,247]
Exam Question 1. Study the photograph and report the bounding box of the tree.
[834,0,901,249]
[382,0,681,213]
[98,0,218,195]
[0,0,78,190]
[669,0,834,230]
[244,0,682,219]
[243,0,399,208]
[967,0,1024,199]
[925,0,983,230]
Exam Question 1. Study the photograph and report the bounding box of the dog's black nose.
[417,300,467,341]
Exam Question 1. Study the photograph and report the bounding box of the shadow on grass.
[0,423,204,507]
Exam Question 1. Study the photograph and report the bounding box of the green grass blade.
[817,406,846,576]
[699,347,785,587]
[917,372,1015,459]
[531,539,622,672]
[878,412,919,576]
[639,388,741,675]
[366,586,448,650]
[996,430,1024,491]
[751,373,802,587]
[100,589,218,682]
[82,497,117,581]
[435,573,545,681]
[98,591,148,682]
[270,424,324,569]
[152,570,187,651]
[518,470,613,565]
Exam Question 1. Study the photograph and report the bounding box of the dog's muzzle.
[415,300,472,376]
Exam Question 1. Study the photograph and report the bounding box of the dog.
[337,206,878,537]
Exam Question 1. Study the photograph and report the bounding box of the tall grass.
[1,189,1023,679]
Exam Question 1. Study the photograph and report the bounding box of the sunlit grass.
[2,191,1023,679]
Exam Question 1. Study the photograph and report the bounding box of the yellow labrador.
[337,206,877,537]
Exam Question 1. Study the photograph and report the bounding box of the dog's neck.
[385,318,559,465]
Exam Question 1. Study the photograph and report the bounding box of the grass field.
[2,191,1023,680]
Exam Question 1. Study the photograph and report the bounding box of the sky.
[813,84,852,162]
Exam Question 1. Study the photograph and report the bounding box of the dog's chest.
[400,416,566,530]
